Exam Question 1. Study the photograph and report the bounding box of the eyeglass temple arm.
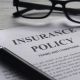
[13,1,80,17]
[13,9,33,17]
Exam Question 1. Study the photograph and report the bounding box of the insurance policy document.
[0,20,80,80]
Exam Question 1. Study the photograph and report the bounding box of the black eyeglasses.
[13,0,80,23]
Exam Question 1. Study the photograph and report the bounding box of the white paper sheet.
[0,19,80,80]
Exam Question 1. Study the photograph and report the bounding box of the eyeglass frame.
[13,0,80,23]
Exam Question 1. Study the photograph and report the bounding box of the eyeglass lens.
[18,0,52,18]
[66,1,80,22]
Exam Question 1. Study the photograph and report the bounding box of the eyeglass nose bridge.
[52,1,66,10]
[51,1,69,19]
[51,1,66,13]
